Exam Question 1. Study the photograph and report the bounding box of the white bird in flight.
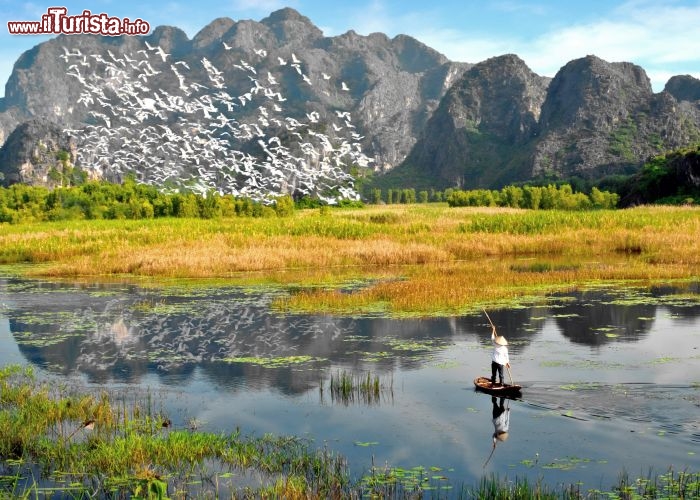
[60,40,373,203]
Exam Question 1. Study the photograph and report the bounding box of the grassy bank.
[1,205,699,316]
[0,365,349,498]
[1,365,698,499]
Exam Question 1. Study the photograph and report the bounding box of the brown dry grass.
[1,204,699,315]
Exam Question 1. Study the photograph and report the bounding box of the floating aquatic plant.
[220,355,325,368]
[559,382,603,391]
[541,456,593,471]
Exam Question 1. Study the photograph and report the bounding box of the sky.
[1,0,700,98]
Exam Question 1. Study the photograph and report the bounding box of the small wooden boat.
[474,376,522,396]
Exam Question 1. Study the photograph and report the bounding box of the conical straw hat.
[494,431,509,442]
[495,335,508,346]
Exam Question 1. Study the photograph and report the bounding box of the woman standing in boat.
[490,324,510,386]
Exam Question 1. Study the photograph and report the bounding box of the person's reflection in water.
[491,396,510,447]
[483,396,511,468]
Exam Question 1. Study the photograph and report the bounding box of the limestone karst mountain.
[398,54,550,189]
[1,7,700,194]
[0,8,468,198]
[386,55,700,190]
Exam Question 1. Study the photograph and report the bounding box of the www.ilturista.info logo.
[7,7,150,36]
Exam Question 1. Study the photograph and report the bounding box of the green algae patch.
[220,355,326,368]
[559,382,603,391]
[541,456,597,471]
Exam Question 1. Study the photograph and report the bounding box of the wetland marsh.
[0,275,699,497]
[1,205,699,497]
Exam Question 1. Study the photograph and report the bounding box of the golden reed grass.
[1,205,699,315]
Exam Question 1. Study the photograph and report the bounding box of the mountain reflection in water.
[1,276,699,494]
[1,278,699,392]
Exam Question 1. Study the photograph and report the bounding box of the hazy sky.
[2,0,700,97]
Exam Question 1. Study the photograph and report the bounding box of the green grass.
[1,205,700,316]
[0,364,698,498]
[0,365,350,498]
[325,370,388,405]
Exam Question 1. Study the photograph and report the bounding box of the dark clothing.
[491,396,510,443]
[492,396,506,419]
[491,360,504,385]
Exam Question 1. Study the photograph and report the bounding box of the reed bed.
[1,364,698,498]
[1,205,699,315]
[0,365,351,498]
[325,370,391,406]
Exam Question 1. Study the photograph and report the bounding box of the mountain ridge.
[384,54,700,190]
[1,7,469,190]
[1,7,700,193]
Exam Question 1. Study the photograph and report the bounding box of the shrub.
[274,195,295,217]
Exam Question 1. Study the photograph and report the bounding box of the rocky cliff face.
[532,55,700,179]
[0,8,468,186]
[664,75,700,102]
[2,8,700,192]
[390,55,700,189]
[0,119,78,186]
[401,54,549,188]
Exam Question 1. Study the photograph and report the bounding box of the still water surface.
[1,275,698,493]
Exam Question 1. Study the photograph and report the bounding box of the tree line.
[0,180,295,224]
[3,141,695,224]
[446,184,619,209]
[368,184,619,209]
[0,180,622,224]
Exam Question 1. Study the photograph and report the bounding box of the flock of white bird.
[62,40,373,203]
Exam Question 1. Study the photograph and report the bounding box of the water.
[1,274,699,494]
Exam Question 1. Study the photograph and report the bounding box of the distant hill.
[1,7,700,196]
[384,55,700,191]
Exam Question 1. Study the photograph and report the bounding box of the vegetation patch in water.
[540,360,624,370]
[356,351,393,362]
[353,337,450,363]
[559,382,603,391]
[353,441,379,447]
[541,456,594,471]
[13,331,84,348]
[360,464,449,494]
[324,370,392,406]
[4,205,700,317]
[648,356,678,365]
[433,360,460,369]
[220,355,325,368]
[0,364,352,498]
